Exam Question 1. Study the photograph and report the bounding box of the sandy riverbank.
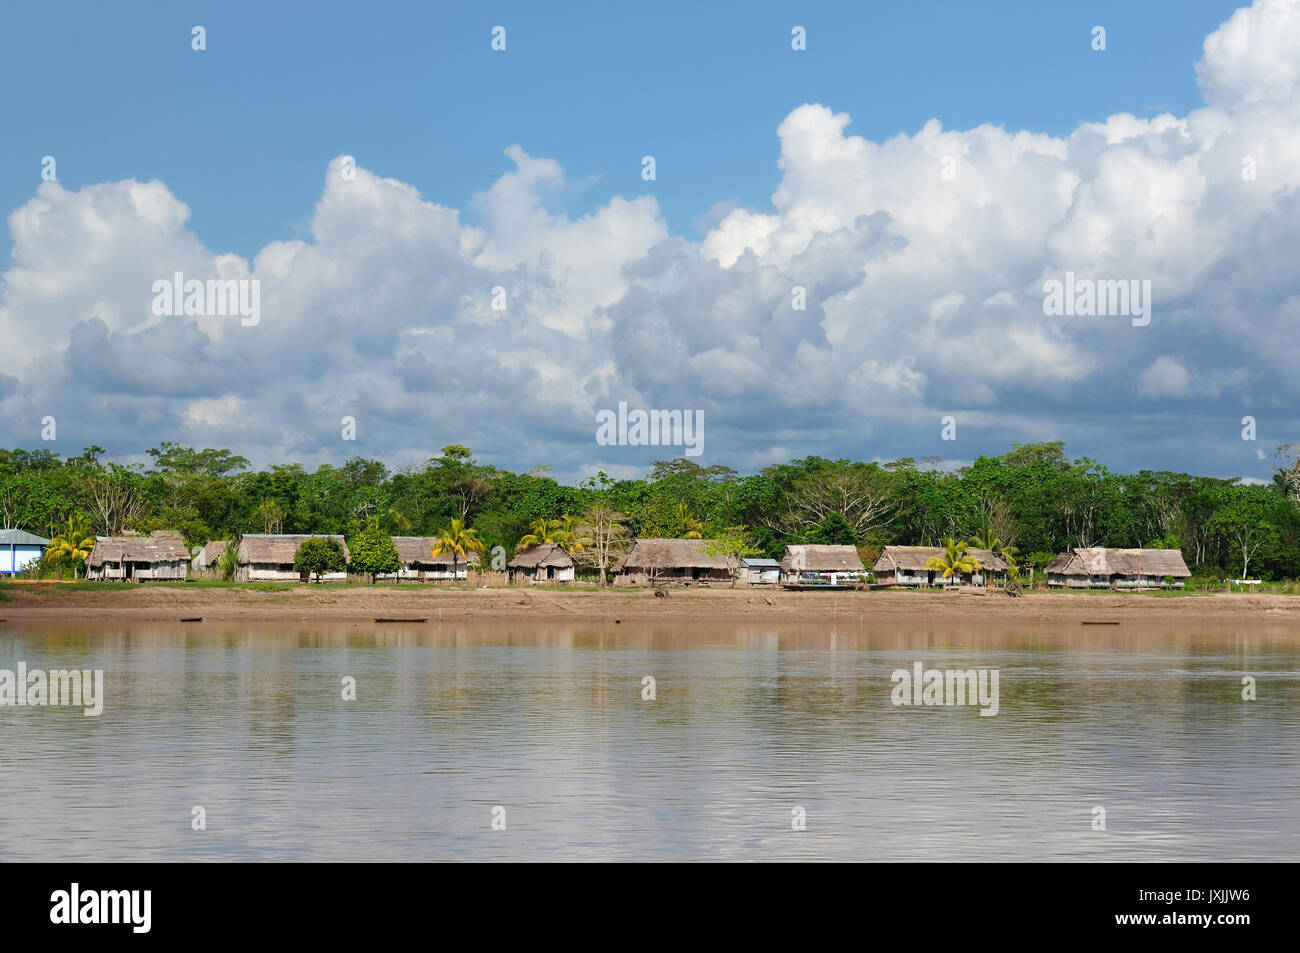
[1,582,1297,627]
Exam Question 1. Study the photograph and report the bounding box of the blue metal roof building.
[0,529,50,575]
[740,556,782,585]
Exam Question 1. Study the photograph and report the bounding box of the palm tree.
[518,516,591,551]
[384,507,413,534]
[45,515,96,579]
[675,503,706,539]
[431,518,482,579]
[968,523,1019,579]
[216,537,243,581]
[557,515,593,554]
[924,536,981,587]
[518,517,560,547]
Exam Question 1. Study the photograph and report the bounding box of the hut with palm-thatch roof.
[86,530,190,581]
[508,542,576,584]
[613,538,732,586]
[192,540,228,571]
[872,545,1007,587]
[1046,547,1190,589]
[237,534,350,582]
[391,536,482,581]
[779,545,866,587]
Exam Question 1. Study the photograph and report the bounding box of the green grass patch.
[182,579,297,592]
[54,581,138,592]
[1018,585,1224,597]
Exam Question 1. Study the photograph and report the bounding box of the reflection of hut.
[1047,548,1190,589]
[872,546,1007,587]
[392,537,480,581]
[507,543,576,584]
[613,539,731,585]
[780,545,866,586]
[740,557,781,586]
[237,534,350,582]
[86,531,190,582]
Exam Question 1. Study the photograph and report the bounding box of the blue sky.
[1,0,1243,262]
[1,0,1297,483]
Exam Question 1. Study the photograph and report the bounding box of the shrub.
[216,539,242,581]
[293,537,347,582]
[349,525,401,577]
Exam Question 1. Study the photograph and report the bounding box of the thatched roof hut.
[507,542,573,570]
[238,534,350,566]
[616,538,729,572]
[873,545,1008,574]
[1045,552,1083,575]
[614,538,731,583]
[780,544,865,573]
[235,534,350,581]
[1047,547,1190,588]
[391,536,481,569]
[88,530,190,567]
[87,530,190,580]
[508,542,576,583]
[193,540,228,569]
[871,545,1008,586]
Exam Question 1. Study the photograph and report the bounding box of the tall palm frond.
[431,518,481,578]
[924,536,981,585]
[968,523,1018,571]
[675,503,706,539]
[45,515,96,579]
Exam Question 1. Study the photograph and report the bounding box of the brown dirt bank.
[1,583,1297,628]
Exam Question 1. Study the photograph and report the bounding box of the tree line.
[3,440,1300,580]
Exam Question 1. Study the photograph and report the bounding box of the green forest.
[3,440,1300,580]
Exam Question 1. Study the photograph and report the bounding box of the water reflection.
[0,621,1296,861]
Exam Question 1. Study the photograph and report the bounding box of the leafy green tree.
[349,524,401,577]
[999,441,1070,471]
[810,511,857,545]
[147,442,249,477]
[294,537,347,582]
[702,526,761,586]
[426,446,497,521]
[340,456,390,489]
[1208,486,1282,579]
